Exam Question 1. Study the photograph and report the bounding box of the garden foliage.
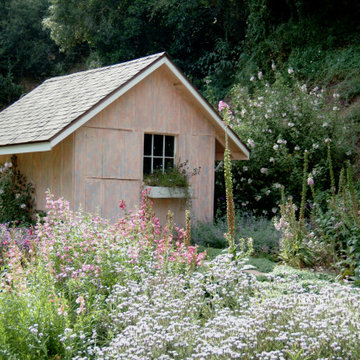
[217,70,355,216]
[275,145,360,282]
[0,190,205,358]
[192,213,280,257]
[0,156,36,226]
[143,161,200,188]
[1,222,359,358]
[0,189,359,358]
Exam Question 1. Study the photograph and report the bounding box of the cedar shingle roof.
[0,52,165,146]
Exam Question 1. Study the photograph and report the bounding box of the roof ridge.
[45,52,166,84]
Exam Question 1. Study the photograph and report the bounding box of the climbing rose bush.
[216,71,355,216]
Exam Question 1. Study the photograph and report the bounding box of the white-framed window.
[143,134,175,174]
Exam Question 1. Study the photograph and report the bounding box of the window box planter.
[144,185,192,199]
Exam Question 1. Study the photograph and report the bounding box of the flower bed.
[0,193,359,359]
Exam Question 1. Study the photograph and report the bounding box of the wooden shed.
[0,53,249,226]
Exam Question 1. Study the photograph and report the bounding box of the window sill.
[144,185,192,199]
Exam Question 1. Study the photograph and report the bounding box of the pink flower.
[307,175,314,187]
[218,101,232,114]
[119,200,126,210]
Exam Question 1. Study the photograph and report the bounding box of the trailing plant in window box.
[0,155,36,226]
[143,161,200,188]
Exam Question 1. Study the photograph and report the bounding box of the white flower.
[312,143,319,149]
[250,76,255,82]
[260,167,268,174]
[255,195,262,201]
[271,63,276,71]
[277,139,283,144]
[0,189,4,195]
[272,207,278,213]
[273,183,282,189]
[20,204,26,209]
[333,93,340,98]
[324,138,331,143]
[282,113,287,117]
[295,145,300,151]
[268,129,272,133]
[322,122,329,127]
[288,122,295,127]
[248,178,252,184]
[266,189,271,195]
[15,193,20,199]
[288,67,294,74]
[333,106,339,111]
[247,138,255,148]
[243,166,248,172]
[257,71,263,80]
[273,144,279,151]
[241,108,247,116]
[269,157,274,163]
[346,150,352,156]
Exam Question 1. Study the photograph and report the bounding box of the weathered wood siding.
[73,65,216,225]
[0,134,74,210]
[0,65,221,226]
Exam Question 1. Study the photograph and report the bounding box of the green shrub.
[310,163,360,281]
[237,213,280,256]
[191,220,228,249]
[192,213,280,256]
[275,146,360,282]
[0,155,36,226]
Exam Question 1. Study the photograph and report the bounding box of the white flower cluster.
[83,255,360,360]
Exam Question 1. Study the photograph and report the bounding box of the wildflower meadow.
[0,195,360,359]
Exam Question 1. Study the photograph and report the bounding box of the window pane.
[144,134,152,156]
[153,135,163,156]
[143,157,152,174]
[165,136,174,157]
[153,157,163,172]
[165,158,174,170]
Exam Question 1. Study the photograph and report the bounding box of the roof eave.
[0,141,52,155]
